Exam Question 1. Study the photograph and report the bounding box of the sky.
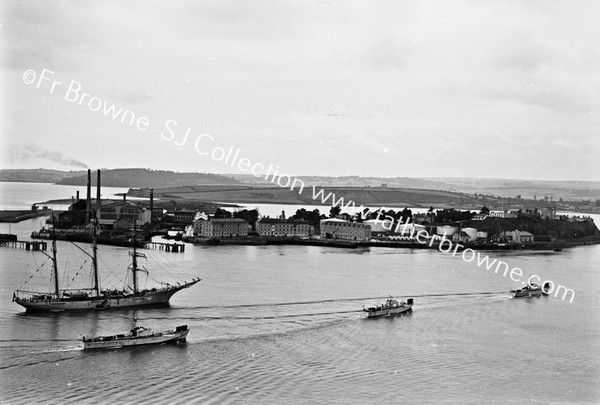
[1,0,599,181]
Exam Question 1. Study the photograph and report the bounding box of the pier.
[0,209,53,223]
[30,232,186,252]
[0,239,48,250]
[146,242,185,252]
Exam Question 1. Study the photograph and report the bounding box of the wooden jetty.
[146,242,185,252]
[30,231,185,252]
[0,239,48,250]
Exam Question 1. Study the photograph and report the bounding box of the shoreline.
[184,235,600,251]
[24,229,600,251]
[0,209,54,223]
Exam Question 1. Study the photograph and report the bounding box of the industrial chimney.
[96,169,101,213]
[86,169,91,223]
[149,188,154,224]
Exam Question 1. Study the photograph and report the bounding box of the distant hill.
[55,168,241,188]
[230,174,449,190]
[423,177,600,201]
[2,168,598,203]
[0,169,84,183]
[139,184,480,208]
[230,174,600,201]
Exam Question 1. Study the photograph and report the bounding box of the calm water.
[0,184,599,404]
[0,182,131,211]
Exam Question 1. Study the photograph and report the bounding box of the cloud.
[7,144,89,168]
[109,90,154,103]
[3,1,103,71]
[2,0,599,180]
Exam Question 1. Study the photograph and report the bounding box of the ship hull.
[84,330,188,350]
[511,283,550,298]
[512,289,544,298]
[365,305,412,318]
[14,279,200,312]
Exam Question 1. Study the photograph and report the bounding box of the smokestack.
[96,169,101,213]
[76,190,80,200]
[150,189,154,224]
[123,194,126,203]
[86,169,91,223]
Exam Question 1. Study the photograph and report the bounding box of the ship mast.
[131,223,138,293]
[51,216,60,298]
[128,219,147,294]
[69,210,102,297]
[92,211,100,297]
[129,219,145,294]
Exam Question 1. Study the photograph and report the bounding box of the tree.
[292,208,308,221]
[233,209,259,230]
[214,208,232,218]
[480,206,490,215]
[292,208,323,226]
[400,207,412,224]
[311,209,326,225]
[329,205,341,218]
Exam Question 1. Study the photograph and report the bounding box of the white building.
[190,212,209,237]
[200,218,249,237]
[436,225,459,237]
[476,231,488,240]
[256,218,311,237]
[320,219,371,241]
[504,230,534,243]
[363,219,389,234]
[489,211,517,219]
[462,227,478,241]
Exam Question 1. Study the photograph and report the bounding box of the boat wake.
[1,293,512,360]
[147,292,511,344]
[148,309,362,322]
[172,291,509,311]
[0,349,82,371]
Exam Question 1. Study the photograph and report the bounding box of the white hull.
[365,304,413,318]
[84,330,188,350]
[14,279,200,312]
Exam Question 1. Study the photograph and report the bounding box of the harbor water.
[0,185,599,403]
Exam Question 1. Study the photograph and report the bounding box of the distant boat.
[510,282,550,298]
[363,296,413,318]
[83,321,189,350]
[13,218,200,312]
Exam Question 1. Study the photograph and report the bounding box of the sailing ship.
[13,218,201,312]
[82,319,189,350]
